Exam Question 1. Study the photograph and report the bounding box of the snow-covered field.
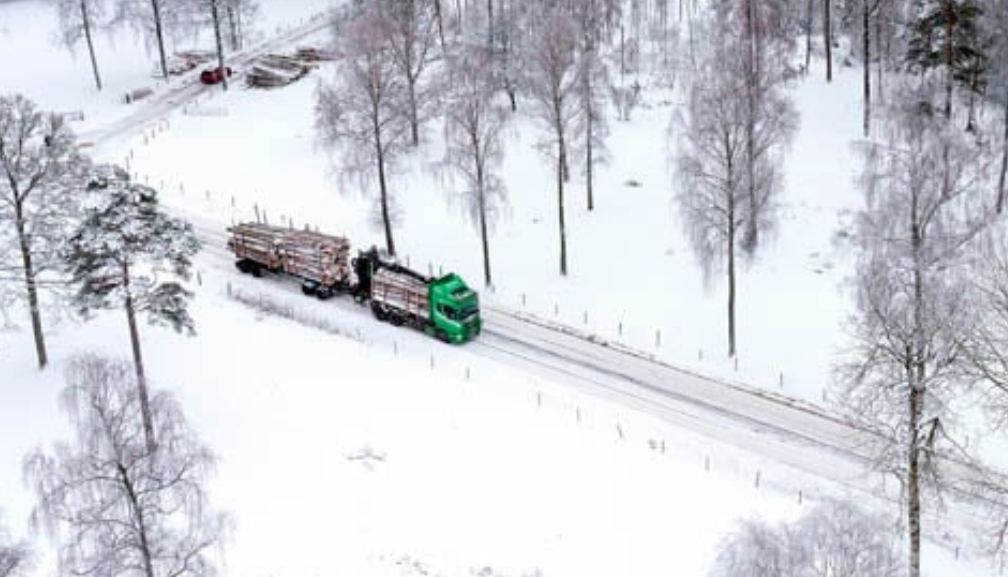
[0,0,1002,576]
[116,32,865,410]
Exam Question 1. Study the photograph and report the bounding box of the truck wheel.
[236,260,251,274]
[390,313,404,327]
[371,302,387,321]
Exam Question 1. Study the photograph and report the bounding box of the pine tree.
[64,165,200,452]
[905,0,988,121]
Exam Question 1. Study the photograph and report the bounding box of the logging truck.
[227,223,482,343]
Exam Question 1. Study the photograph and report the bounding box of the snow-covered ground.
[0,0,1003,576]
[116,36,865,410]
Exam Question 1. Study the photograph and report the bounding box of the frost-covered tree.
[221,0,257,50]
[835,77,992,577]
[55,0,114,91]
[0,94,87,369]
[208,0,228,90]
[0,513,31,577]
[796,499,903,576]
[316,6,408,256]
[378,0,438,146]
[443,47,508,287]
[572,0,613,212]
[709,518,802,577]
[715,0,797,252]
[65,165,199,452]
[25,355,229,577]
[576,46,609,212]
[525,5,581,276]
[710,500,902,577]
[117,0,188,79]
[824,0,833,81]
[673,16,795,357]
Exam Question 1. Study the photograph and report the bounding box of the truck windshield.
[443,304,478,322]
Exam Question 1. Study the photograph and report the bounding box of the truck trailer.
[228,223,481,343]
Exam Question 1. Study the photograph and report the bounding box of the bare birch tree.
[117,0,173,79]
[835,77,992,577]
[379,0,438,146]
[673,17,793,357]
[572,0,613,212]
[710,500,902,577]
[824,0,833,81]
[316,6,409,256]
[24,355,229,577]
[0,94,87,370]
[55,0,114,91]
[715,0,797,252]
[443,47,508,288]
[525,5,581,276]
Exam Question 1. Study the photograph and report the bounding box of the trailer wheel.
[390,313,404,327]
[316,287,333,301]
[250,264,263,278]
[301,283,317,296]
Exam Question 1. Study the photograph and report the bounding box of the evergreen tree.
[64,165,200,452]
[905,0,988,121]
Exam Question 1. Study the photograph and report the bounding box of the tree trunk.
[374,127,396,256]
[557,138,568,276]
[123,263,154,453]
[150,0,169,80]
[14,204,47,369]
[804,0,813,74]
[210,0,228,91]
[226,5,240,50]
[80,0,102,91]
[619,24,626,82]
[863,0,871,136]
[727,195,737,358]
[434,0,446,48]
[876,9,884,105]
[998,93,1007,214]
[908,184,925,577]
[118,464,156,577]
[942,0,954,119]
[743,0,759,250]
[907,382,923,577]
[477,166,492,287]
[408,81,420,146]
[487,0,493,47]
[586,71,595,212]
[824,0,832,82]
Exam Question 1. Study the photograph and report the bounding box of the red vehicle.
[200,66,233,85]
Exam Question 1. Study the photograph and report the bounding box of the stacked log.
[246,54,316,89]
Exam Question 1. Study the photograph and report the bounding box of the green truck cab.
[428,273,482,343]
[355,248,482,344]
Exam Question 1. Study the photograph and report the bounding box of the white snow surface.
[0,1,1002,576]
